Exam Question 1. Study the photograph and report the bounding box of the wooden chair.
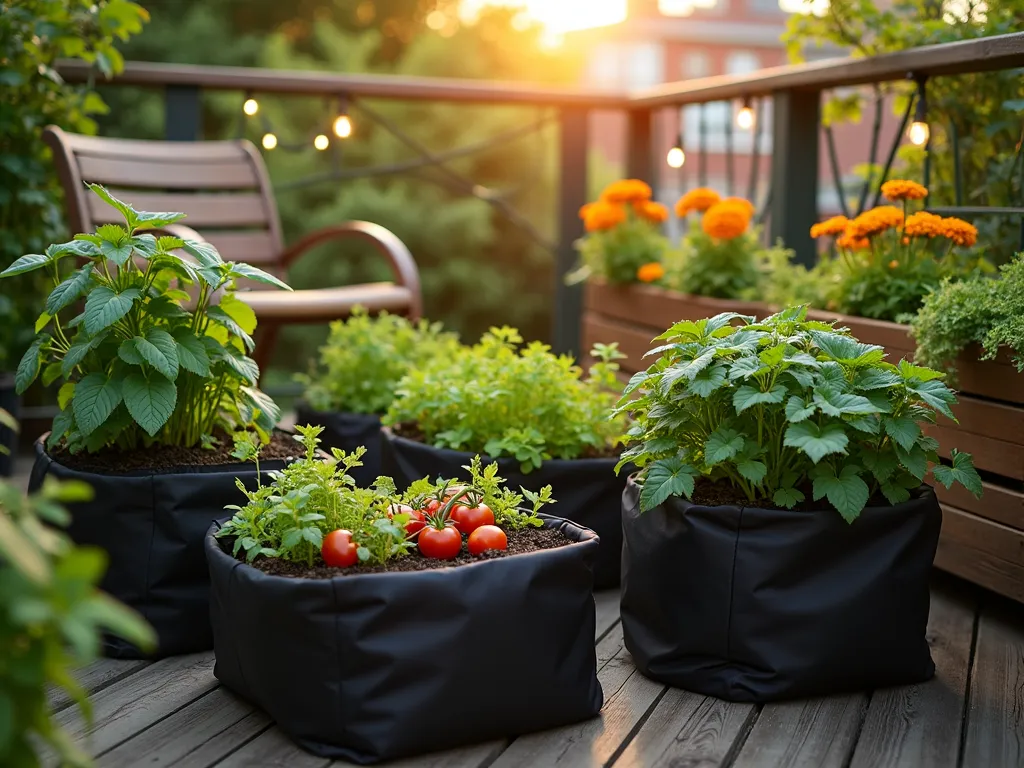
[43,126,422,372]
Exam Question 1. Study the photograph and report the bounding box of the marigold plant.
[568,180,669,285]
[675,187,721,217]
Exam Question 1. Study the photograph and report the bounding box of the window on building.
[683,51,710,79]
[587,41,665,88]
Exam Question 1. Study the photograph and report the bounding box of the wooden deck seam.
[605,685,670,767]
[840,690,874,768]
[49,660,152,715]
[209,720,277,768]
[719,703,764,768]
[956,601,983,768]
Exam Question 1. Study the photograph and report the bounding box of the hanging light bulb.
[736,97,755,130]
[907,77,930,147]
[261,132,278,150]
[243,97,259,116]
[667,133,685,169]
[314,134,330,151]
[333,95,353,139]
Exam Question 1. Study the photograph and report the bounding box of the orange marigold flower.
[881,179,928,202]
[836,233,871,251]
[810,215,850,239]
[636,262,666,283]
[582,201,627,232]
[601,179,652,204]
[941,217,978,248]
[702,201,750,240]
[845,206,904,239]
[889,259,900,269]
[904,211,943,238]
[675,187,721,217]
[634,200,670,224]
[719,196,756,217]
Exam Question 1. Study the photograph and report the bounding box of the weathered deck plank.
[962,598,1024,767]
[848,580,976,768]
[595,589,621,640]
[213,727,331,768]
[48,658,151,713]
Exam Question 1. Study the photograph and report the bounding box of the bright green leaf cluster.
[568,214,670,285]
[1,185,291,453]
[618,306,983,522]
[0,410,155,768]
[298,307,461,415]
[384,327,627,472]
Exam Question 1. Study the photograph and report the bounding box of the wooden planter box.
[585,283,1024,603]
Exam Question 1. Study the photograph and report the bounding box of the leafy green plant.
[384,327,627,472]
[912,255,1024,377]
[0,0,148,373]
[669,221,764,300]
[1,185,290,453]
[617,306,982,521]
[219,425,552,566]
[298,307,460,414]
[0,410,155,767]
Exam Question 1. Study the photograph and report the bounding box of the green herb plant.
[1,185,291,453]
[617,306,983,521]
[298,307,460,414]
[0,410,155,767]
[912,256,1024,378]
[668,222,766,300]
[218,426,553,567]
[385,327,627,472]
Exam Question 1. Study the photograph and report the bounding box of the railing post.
[769,89,820,266]
[626,108,653,184]
[164,85,202,141]
[553,107,589,357]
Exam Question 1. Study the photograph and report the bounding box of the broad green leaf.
[35,312,52,333]
[905,378,957,420]
[182,239,223,267]
[122,372,177,436]
[861,447,899,482]
[62,332,108,376]
[118,338,144,365]
[172,329,211,377]
[97,224,133,266]
[737,460,767,484]
[72,372,124,437]
[688,363,727,397]
[660,349,716,391]
[46,264,95,314]
[58,382,75,410]
[41,362,62,387]
[785,395,815,423]
[1,253,49,277]
[15,335,46,394]
[59,238,103,258]
[639,457,697,512]
[897,360,946,382]
[813,388,877,417]
[135,328,179,381]
[758,343,787,367]
[240,386,281,434]
[208,306,255,352]
[733,384,786,413]
[883,415,920,451]
[83,286,141,335]
[810,330,886,366]
[880,481,912,506]
[855,367,902,390]
[86,183,137,227]
[727,356,764,380]
[130,234,161,258]
[213,344,259,385]
[133,210,188,230]
[784,421,849,463]
[219,293,258,335]
[773,486,805,508]
[705,428,744,465]
[811,464,870,523]
[48,409,74,449]
[932,449,983,498]
[227,262,291,291]
[621,370,649,397]
[896,443,929,481]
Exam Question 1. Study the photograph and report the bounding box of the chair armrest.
[278,221,422,319]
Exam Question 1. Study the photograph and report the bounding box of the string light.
[243,97,259,116]
[314,134,330,151]
[736,97,755,130]
[667,133,685,169]
[261,132,278,150]
[333,95,353,139]
[907,77,930,147]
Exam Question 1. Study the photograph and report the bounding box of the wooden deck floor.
[48,574,1024,768]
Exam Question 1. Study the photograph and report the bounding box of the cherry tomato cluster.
[320,484,509,568]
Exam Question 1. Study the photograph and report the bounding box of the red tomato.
[450,503,495,535]
[322,529,358,568]
[404,508,426,537]
[422,499,442,515]
[418,526,462,560]
[467,525,508,556]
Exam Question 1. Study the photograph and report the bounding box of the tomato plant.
[322,529,358,568]
[467,525,508,555]
[450,503,494,535]
[419,526,462,560]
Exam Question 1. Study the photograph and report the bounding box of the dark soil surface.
[389,423,621,461]
[246,526,573,579]
[52,429,302,474]
[688,477,918,512]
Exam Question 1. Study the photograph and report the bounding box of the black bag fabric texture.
[205,514,604,764]
[27,438,294,659]
[380,428,627,589]
[293,401,382,488]
[620,476,941,702]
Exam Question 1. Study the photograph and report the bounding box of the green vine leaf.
[811,464,870,523]
[733,384,786,413]
[83,286,141,335]
[783,421,849,463]
[639,457,697,512]
[705,428,744,465]
[72,372,123,437]
[932,449,983,497]
[122,372,177,436]
[135,328,179,381]
[46,264,95,315]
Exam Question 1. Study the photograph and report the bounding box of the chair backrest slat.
[43,127,285,272]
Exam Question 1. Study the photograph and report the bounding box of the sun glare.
[461,0,628,45]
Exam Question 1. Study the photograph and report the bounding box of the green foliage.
[218,425,552,566]
[617,306,982,522]
[912,255,1024,377]
[2,186,289,452]
[0,0,147,371]
[752,244,836,308]
[298,308,460,415]
[0,410,155,767]
[785,0,1024,262]
[568,212,669,285]
[384,327,627,472]
[668,222,767,300]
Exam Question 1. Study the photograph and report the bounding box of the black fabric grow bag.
[293,401,381,487]
[27,438,295,659]
[206,514,604,764]
[380,429,626,589]
[621,476,941,702]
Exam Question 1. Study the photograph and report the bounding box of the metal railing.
[57,30,1024,354]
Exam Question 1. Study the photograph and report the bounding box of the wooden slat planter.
[585,282,1024,602]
